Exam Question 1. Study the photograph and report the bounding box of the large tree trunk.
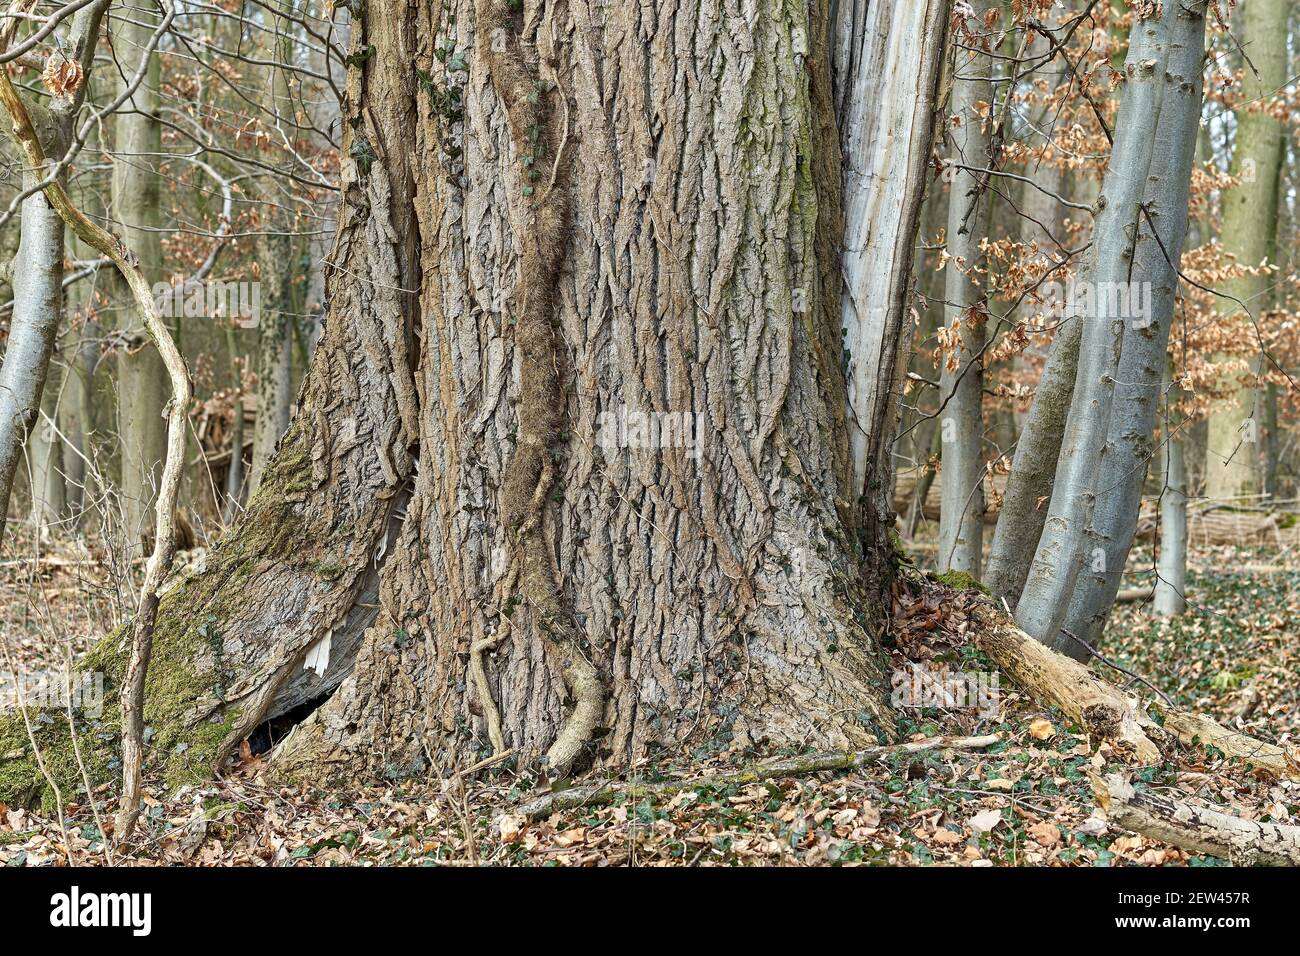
[1,0,943,805]
[1203,0,1288,504]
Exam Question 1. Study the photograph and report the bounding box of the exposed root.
[513,735,1002,821]
[478,0,603,774]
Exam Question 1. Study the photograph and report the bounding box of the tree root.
[513,734,1001,821]
[1092,773,1300,865]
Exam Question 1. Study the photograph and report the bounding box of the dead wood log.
[968,603,1300,779]
[1093,773,1300,865]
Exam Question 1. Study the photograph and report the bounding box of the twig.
[1056,627,1175,706]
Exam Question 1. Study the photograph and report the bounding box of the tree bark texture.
[1,0,944,804]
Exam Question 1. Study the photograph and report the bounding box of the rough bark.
[1204,0,1288,503]
[1015,1,1206,658]
[3,0,936,805]
[937,10,991,577]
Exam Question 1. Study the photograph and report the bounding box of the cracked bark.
[2,0,944,804]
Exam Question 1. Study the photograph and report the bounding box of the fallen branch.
[515,734,1001,821]
[969,602,1300,779]
[1093,773,1300,866]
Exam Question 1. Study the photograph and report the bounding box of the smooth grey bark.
[937,12,991,576]
[58,195,107,520]
[111,0,169,551]
[985,312,1082,606]
[1154,366,1188,618]
[0,1,111,541]
[29,354,67,531]
[1054,8,1204,657]
[835,0,949,518]
[248,4,297,493]
[1204,0,1288,502]
[0,170,65,544]
[249,235,293,492]
[1015,1,1207,658]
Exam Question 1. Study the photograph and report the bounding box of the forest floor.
[0,530,1296,867]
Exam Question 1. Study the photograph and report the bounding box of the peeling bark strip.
[1095,774,1300,866]
[834,0,948,512]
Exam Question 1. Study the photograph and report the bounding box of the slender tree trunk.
[1154,364,1188,617]
[29,354,67,533]
[1,0,946,806]
[111,0,169,552]
[985,312,1082,606]
[836,0,949,523]
[1204,0,1287,503]
[249,4,297,493]
[0,161,66,544]
[249,234,293,492]
[1015,0,1206,659]
[937,9,991,576]
[60,192,108,521]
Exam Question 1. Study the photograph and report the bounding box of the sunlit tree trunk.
[937,8,992,576]
[1203,0,1287,503]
